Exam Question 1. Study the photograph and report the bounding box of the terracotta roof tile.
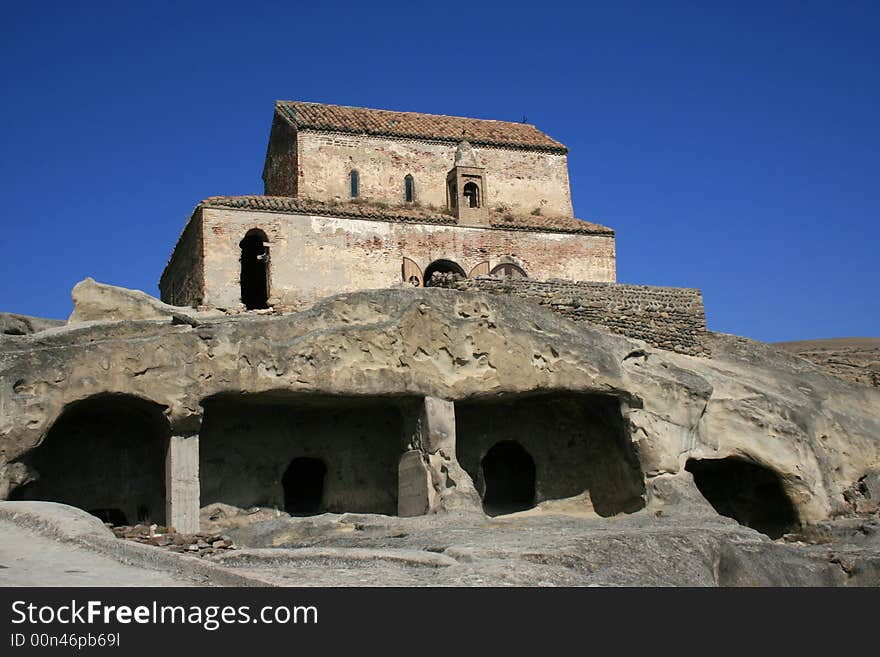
[276,101,567,153]
[200,196,613,236]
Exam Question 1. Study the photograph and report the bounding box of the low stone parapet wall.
[435,276,709,357]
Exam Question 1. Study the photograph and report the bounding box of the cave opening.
[283,457,327,515]
[200,394,415,515]
[9,394,169,526]
[481,441,536,516]
[456,392,645,517]
[685,457,799,539]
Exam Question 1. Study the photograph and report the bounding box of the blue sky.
[1,1,877,342]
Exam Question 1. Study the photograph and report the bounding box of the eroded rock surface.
[1,284,879,585]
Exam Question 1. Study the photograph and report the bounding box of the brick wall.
[159,210,204,306]
[196,207,616,310]
[293,131,574,218]
[435,277,709,356]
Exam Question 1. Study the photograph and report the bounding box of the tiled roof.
[276,101,568,153]
[200,196,613,236]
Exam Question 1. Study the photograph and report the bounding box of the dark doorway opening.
[240,229,269,310]
[686,457,799,539]
[481,441,536,516]
[283,457,327,515]
[423,259,466,287]
[9,394,170,526]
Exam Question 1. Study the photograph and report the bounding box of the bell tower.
[446,140,488,226]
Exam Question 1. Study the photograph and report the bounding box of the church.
[159,101,617,311]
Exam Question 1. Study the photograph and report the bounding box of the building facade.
[160,101,616,310]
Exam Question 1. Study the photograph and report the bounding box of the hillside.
[775,337,880,388]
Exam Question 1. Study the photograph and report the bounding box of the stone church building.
[160,101,617,311]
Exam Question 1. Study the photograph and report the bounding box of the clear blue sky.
[1,1,877,342]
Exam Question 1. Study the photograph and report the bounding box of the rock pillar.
[397,397,481,516]
[165,434,200,534]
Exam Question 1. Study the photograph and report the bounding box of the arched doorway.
[282,457,327,515]
[685,457,799,538]
[481,441,536,516]
[490,262,527,278]
[240,229,270,310]
[9,394,170,526]
[423,259,466,287]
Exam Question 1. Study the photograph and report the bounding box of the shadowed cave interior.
[456,392,646,517]
[9,394,170,526]
[199,394,418,516]
[686,457,800,539]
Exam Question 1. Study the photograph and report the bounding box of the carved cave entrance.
[283,457,327,515]
[240,229,270,310]
[456,392,645,517]
[200,394,415,516]
[480,441,536,516]
[9,394,170,526]
[423,259,466,287]
[685,457,799,539]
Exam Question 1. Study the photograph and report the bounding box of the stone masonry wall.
[159,210,204,307]
[294,131,574,218]
[197,207,615,310]
[437,277,709,356]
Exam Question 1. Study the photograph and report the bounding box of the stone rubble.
[110,523,237,558]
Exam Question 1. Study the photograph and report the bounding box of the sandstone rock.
[1,283,878,543]
[0,313,65,336]
[67,277,224,324]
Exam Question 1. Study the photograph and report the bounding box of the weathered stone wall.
[437,277,709,356]
[159,209,204,307]
[293,131,574,218]
[198,207,616,310]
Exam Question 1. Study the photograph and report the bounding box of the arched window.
[463,182,480,208]
[350,170,359,198]
[423,259,466,287]
[404,175,414,203]
[490,262,527,278]
[240,229,270,310]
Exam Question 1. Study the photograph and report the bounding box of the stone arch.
[481,441,536,516]
[685,457,800,539]
[240,228,270,310]
[423,259,466,287]
[9,393,170,526]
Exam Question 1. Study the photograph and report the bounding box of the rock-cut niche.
[456,392,645,517]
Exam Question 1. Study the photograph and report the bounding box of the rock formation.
[1,281,878,585]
